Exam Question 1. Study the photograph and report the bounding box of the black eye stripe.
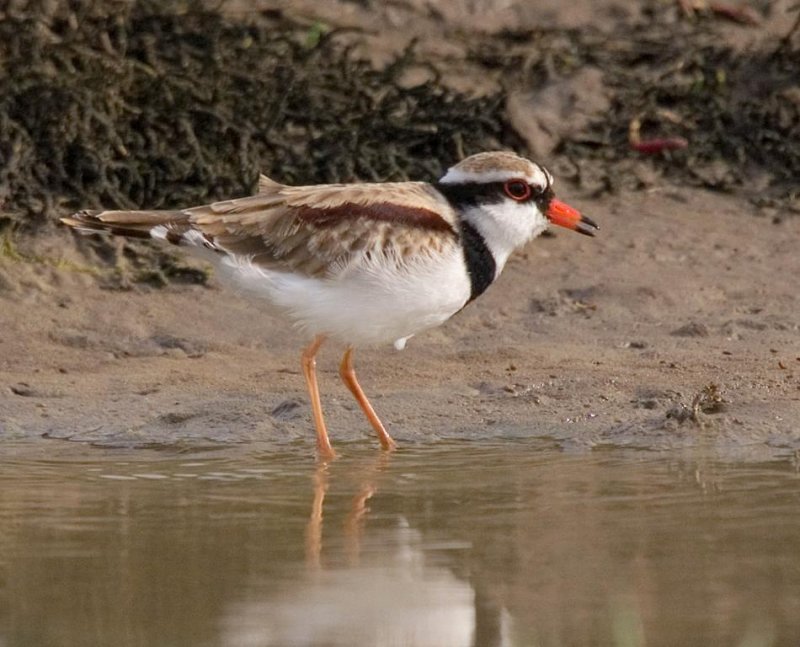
[435,181,547,209]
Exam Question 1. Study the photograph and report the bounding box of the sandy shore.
[3,185,798,458]
[1,0,798,459]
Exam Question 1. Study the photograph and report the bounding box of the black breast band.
[459,220,496,303]
[433,181,500,303]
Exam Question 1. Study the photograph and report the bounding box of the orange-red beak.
[546,199,599,237]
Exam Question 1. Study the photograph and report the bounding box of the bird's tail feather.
[61,209,191,245]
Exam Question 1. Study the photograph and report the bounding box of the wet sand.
[2,1,798,456]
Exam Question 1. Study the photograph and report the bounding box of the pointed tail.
[61,209,191,245]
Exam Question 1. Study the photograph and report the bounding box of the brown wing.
[187,179,460,277]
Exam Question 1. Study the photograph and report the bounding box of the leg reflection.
[344,451,390,566]
[305,460,329,570]
[304,451,391,570]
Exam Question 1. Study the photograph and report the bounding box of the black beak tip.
[577,215,599,237]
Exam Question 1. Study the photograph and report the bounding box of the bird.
[61,150,598,459]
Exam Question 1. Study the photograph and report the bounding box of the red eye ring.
[504,179,531,201]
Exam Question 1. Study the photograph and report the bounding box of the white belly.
[214,248,471,347]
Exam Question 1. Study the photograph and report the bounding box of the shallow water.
[1,439,799,647]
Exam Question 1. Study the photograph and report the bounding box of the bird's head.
[436,151,598,268]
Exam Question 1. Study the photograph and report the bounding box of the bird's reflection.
[220,449,513,646]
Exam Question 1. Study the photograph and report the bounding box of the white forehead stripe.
[439,165,550,189]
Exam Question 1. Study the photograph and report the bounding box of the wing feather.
[62,179,461,278]
[186,181,459,277]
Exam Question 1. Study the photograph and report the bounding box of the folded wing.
[63,176,460,278]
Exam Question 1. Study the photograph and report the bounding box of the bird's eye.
[503,179,531,201]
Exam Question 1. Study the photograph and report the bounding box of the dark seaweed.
[0,0,519,232]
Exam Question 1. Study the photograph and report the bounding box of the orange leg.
[301,335,336,460]
[339,347,397,452]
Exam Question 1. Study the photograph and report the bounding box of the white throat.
[460,201,549,273]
